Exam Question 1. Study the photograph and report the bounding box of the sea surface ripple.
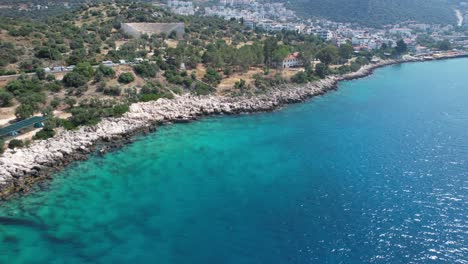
[0,58,467,264]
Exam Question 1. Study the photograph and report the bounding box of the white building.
[389,28,412,37]
[282,52,302,68]
[317,30,333,41]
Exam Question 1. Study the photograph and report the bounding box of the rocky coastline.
[0,54,465,200]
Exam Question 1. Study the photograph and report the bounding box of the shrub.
[0,91,13,107]
[203,67,222,86]
[33,128,55,140]
[113,104,130,117]
[97,64,115,77]
[8,139,24,149]
[118,72,135,84]
[50,97,61,109]
[139,94,162,102]
[193,81,215,95]
[59,119,76,130]
[63,72,88,87]
[15,103,35,120]
[103,86,122,96]
[133,62,158,78]
[337,65,351,74]
[291,71,309,84]
[35,47,62,60]
[6,76,42,96]
[94,71,104,82]
[35,68,46,80]
[65,97,77,108]
[74,62,94,78]
[315,63,328,78]
[350,61,361,72]
[45,81,62,92]
[46,74,56,81]
[164,69,186,85]
[234,79,246,90]
[0,139,4,154]
[69,100,130,127]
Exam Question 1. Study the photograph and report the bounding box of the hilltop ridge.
[287,0,456,27]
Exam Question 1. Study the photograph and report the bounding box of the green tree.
[35,46,62,60]
[63,72,88,87]
[35,68,46,80]
[395,39,408,54]
[133,62,158,78]
[437,40,451,51]
[202,47,224,69]
[118,72,135,84]
[272,45,290,68]
[74,62,95,78]
[97,64,115,77]
[15,103,35,120]
[263,37,278,67]
[236,46,255,71]
[0,91,13,107]
[203,67,222,86]
[315,63,328,78]
[45,81,62,93]
[339,43,354,60]
[316,45,339,65]
[297,42,318,65]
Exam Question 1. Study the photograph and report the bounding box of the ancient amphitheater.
[121,22,185,39]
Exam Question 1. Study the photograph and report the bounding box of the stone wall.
[121,23,185,39]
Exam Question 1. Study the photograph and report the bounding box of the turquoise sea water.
[0,59,467,263]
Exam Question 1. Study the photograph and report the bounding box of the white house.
[282,52,302,68]
[317,30,333,41]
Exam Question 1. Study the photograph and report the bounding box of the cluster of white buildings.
[163,1,467,52]
[167,0,196,16]
[204,1,296,22]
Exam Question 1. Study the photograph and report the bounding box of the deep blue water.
[0,59,467,264]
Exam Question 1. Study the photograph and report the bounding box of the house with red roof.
[282,52,302,68]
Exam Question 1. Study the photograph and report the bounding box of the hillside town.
[167,0,468,54]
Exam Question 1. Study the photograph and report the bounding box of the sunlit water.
[0,59,467,264]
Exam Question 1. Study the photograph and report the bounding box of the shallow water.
[0,59,467,264]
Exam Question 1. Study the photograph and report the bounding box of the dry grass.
[235,41,253,48]
[0,106,16,125]
[278,67,304,79]
[165,39,179,48]
[222,37,232,45]
[217,67,264,93]
[194,64,207,80]
[115,40,128,50]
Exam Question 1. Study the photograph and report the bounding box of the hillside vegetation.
[0,1,421,149]
[288,0,456,27]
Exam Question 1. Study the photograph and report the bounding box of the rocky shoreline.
[0,54,465,200]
